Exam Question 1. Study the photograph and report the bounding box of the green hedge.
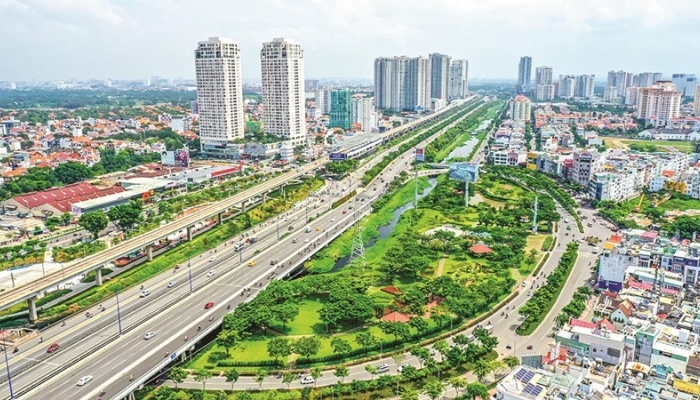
[542,236,553,251]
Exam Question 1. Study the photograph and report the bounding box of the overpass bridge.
[416,168,450,177]
[0,97,478,316]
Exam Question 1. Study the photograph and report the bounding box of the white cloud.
[0,0,698,80]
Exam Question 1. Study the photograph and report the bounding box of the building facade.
[350,95,376,133]
[194,37,245,158]
[260,38,306,145]
[429,53,450,100]
[575,74,595,98]
[517,56,532,92]
[636,81,682,126]
[509,95,532,122]
[448,60,469,100]
[329,89,351,130]
[374,56,431,111]
[558,75,576,98]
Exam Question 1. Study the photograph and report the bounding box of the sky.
[1,0,699,82]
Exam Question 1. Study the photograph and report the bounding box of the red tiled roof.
[381,286,403,296]
[381,311,410,323]
[11,183,125,211]
[609,235,623,244]
[568,318,597,330]
[598,319,615,332]
[469,243,492,254]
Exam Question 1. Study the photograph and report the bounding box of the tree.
[408,317,429,336]
[555,312,570,328]
[365,364,378,381]
[217,329,239,356]
[54,161,94,184]
[449,376,467,396]
[465,382,489,400]
[355,331,377,351]
[272,302,299,331]
[410,347,431,368]
[400,388,420,400]
[503,356,520,371]
[310,367,323,388]
[152,386,174,400]
[433,339,450,362]
[60,212,73,226]
[194,369,213,392]
[107,200,142,232]
[334,365,350,384]
[473,359,493,382]
[79,211,108,239]
[267,337,291,363]
[282,372,296,389]
[490,360,506,379]
[254,368,268,390]
[169,367,188,389]
[423,378,446,400]
[330,337,352,356]
[293,336,321,362]
[226,369,240,390]
[380,321,411,343]
[237,392,253,400]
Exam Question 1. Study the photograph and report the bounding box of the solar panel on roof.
[523,383,543,397]
[515,368,528,380]
[522,370,535,383]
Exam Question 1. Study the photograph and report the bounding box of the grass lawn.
[470,192,506,208]
[525,235,547,253]
[277,295,326,335]
[606,138,695,153]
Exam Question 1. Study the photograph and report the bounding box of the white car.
[207,270,216,277]
[304,238,310,243]
[377,364,390,373]
[300,376,314,385]
[209,256,216,262]
[144,331,157,340]
[76,375,93,386]
[140,289,150,298]
[167,281,176,288]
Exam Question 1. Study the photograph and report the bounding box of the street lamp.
[188,257,193,293]
[2,330,14,399]
[115,290,123,336]
[276,217,280,240]
[238,235,243,264]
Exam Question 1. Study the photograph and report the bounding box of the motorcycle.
[184,335,188,341]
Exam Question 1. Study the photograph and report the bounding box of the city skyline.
[1,0,699,81]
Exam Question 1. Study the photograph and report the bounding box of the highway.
[166,203,608,393]
[9,98,486,400]
[0,97,475,311]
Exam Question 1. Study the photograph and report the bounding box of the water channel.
[329,177,438,272]
[445,119,492,159]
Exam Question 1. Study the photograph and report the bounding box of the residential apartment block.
[448,60,469,100]
[509,95,532,122]
[260,38,306,145]
[517,56,532,92]
[636,81,682,127]
[194,37,245,158]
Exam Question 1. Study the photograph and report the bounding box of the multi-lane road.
[7,98,486,400]
[1,96,475,311]
[167,202,609,393]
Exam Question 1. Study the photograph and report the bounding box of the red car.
[204,302,214,310]
[46,343,59,353]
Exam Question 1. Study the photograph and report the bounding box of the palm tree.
[503,356,520,371]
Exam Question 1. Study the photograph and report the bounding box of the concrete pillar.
[262,192,267,203]
[95,268,103,286]
[28,297,38,322]
[218,212,223,225]
[147,245,153,262]
[187,226,193,241]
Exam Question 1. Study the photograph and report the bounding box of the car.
[144,331,157,340]
[167,281,176,288]
[300,376,315,385]
[587,223,593,227]
[342,209,348,214]
[330,218,335,222]
[288,226,294,231]
[76,375,93,386]
[377,364,390,373]
[206,270,216,277]
[304,238,310,243]
[292,238,298,243]
[46,343,59,353]
[204,302,214,309]
[270,260,277,265]
[140,289,150,298]
[247,261,256,267]
[209,256,216,262]
[397,363,412,373]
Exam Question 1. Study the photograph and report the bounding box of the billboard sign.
[329,152,348,161]
[449,162,480,182]
[415,148,425,162]
[161,149,190,168]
